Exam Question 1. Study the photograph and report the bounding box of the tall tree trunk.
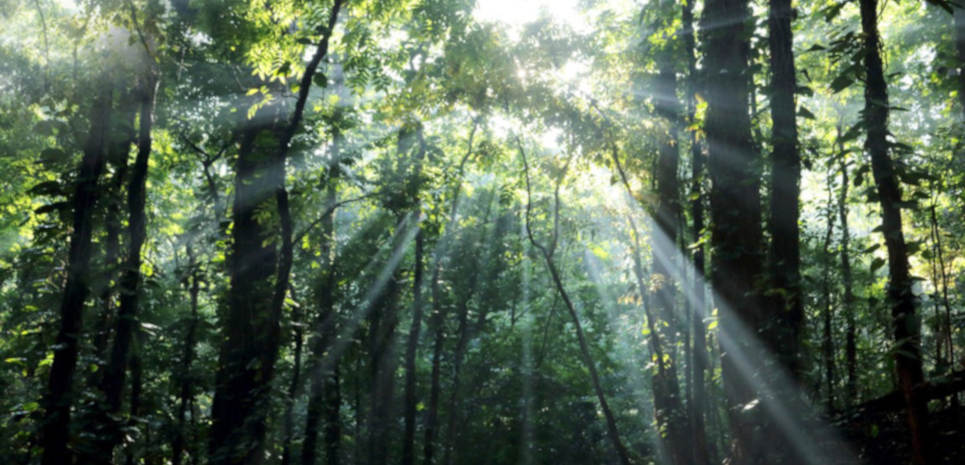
[303,142,341,465]
[838,149,857,407]
[208,111,285,465]
[210,5,341,463]
[765,0,803,378]
[367,266,402,465]
[954,4,965,121]
[93,100,136,366]
[40,80,113,465]
[682,2,711,462]
[700,0,766,462]
[441,190,497,465]
[172,247,201,465]
[422,262,446,465]
[402,230,425,465]
[820,180,836,413]
[859,0,931,462]
[651,28,691,465]
[929,205,955,377]
[125,329,144,465]
[422,122,477,465]
[97,72,158,463]
[401,124,429,465]
[280,298,305,465]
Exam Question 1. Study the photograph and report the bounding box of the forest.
[0,0,963,464]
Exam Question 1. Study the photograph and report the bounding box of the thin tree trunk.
[124,329,144,465]
[402,230,425,465]
[280,297,305,465]
[440,284,472,465]
[303,137,341,465]
[422,120,477,465]
[40,80,113,465]
[422,264,446,465]
[367,266,401,465]
[820,180,836,413]
[682,1,711,461]
[838,147,857,407]
[519,145,632,465]
[929,205,955,376]
[954,5,965,120]
[859,0,931,462]
[172,247,201,465]
[401,124,429,465]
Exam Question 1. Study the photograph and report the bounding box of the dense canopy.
[1,0,964,464]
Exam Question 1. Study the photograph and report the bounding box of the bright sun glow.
[474,0,590,33]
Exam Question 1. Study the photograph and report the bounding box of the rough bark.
[858,0,931,462]
[40,80,113,465]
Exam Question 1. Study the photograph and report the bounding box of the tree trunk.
[402,230,425,465]
[40,80,113,465]
[520,147,632,465]
[280,298,305,465]
[208,112,285,465]
[858,0,931,462]
[210,5,340,462]
[682,1,711,461]
[367,266,402,465]
[838,149,857,407]
[172,247,201,465]
[700,0,766,462]
[820,180,836,413]
[124,329,144,465]
[422,264,446,465]
[96,73,158,463]
[93,99,136,366]
[954,5,965,120]
[929,205,955,377]
[303,143,341,465]
[647,53,691,463]
[765,0,803,378]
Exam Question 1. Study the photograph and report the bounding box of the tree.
[858,0,932,463]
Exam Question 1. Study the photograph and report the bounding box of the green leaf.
[870,257,886,273]
[313,73,328,88]
[830,73,854,93]
[798,106,816,120]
